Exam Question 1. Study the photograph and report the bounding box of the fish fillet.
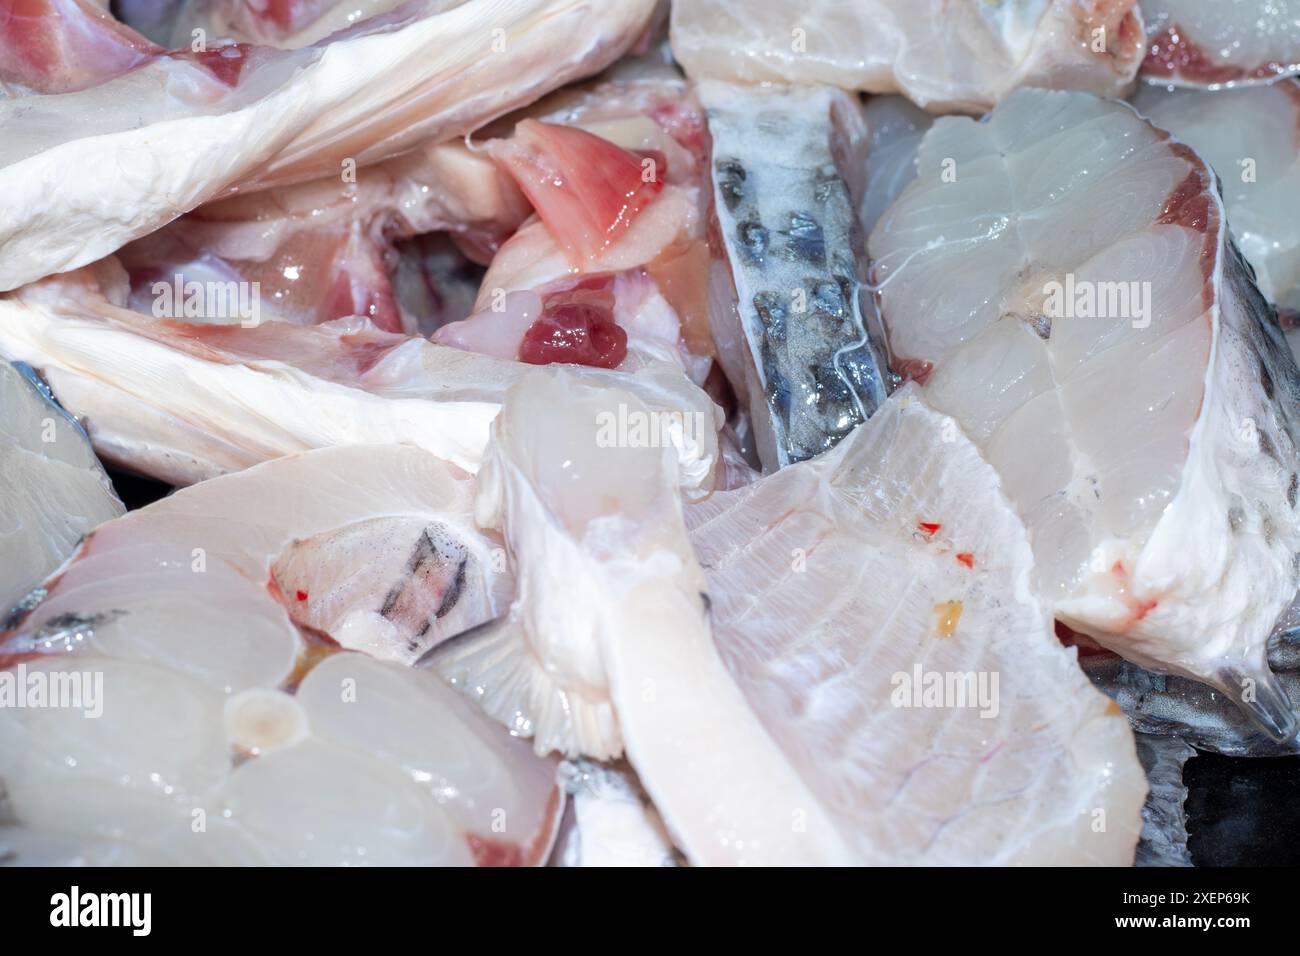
[870,89,1300,738]
[699,81,889,471]
[0,443,561,865]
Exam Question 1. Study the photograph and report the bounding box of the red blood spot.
[491,120,665,263]
[955,552,974,569]
[168,43,249,87]
[917,521,942,537]
[519,283,628,369]
[894,358,934,386]
[295,590,308,602]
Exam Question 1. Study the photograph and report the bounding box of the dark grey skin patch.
[379,526,470,652]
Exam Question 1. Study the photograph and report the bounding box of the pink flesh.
[0,0,160,92]
[490,120,666,264]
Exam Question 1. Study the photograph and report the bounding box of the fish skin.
[1085,619,1300,757]
[1133,734,1194,868]
[700,81,889,471]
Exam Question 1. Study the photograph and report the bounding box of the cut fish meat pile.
[3,0,1298,870]
[436,375,1145,863]
[871,89,1300,739]
[0,0,658,291]
[0,444,561,865]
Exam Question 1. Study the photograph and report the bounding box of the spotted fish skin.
[700,81,889,471]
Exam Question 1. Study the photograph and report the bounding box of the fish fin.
[1217,665,1298,743]
[419,613,623,760]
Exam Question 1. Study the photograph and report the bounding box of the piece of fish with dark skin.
[700,81,889,471]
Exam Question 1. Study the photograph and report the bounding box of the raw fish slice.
[549,759,681,867]
[0,444,561,865]
[685,386,1145,864]
[671,0,1145,113]
[870,89,1300,738]
[0,361,123,611]
[699,82,888,470]
[1141,0,1300,86]
[0,259,721,490]
[436,374,1143,863]
[1132,81,1300,313]
[119,140,529,332]
[0,0,658,291]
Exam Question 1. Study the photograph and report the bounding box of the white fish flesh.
[0,258,721,490]
[1132,80,1300,314]
[671,0,1146,113]
[870,89,1300,738]
[0,443,561,865]
[1141,0,1300,86]
[0,362,123,612]
[684,386,1145,864]
[699,81,889,470]
[0,0,658,291]
[436,372,1145,863]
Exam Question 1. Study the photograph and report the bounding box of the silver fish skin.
[700,81,889,471]
[1133,734,1194,868]
[1085,615,1300,757]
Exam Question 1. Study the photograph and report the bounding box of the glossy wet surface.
[103,468,1300,866]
